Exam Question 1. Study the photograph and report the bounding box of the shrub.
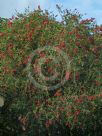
[0,5,102,136]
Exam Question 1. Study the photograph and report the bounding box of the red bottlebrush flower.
[88,96,96,101]
[0,33,3,37]
[29,37,32,41]
[73,48,78,53]
[7,20,12,27]
[68,31,73,35]
[80,20,86,24]
[60,41,65,48]
[29,32,32,38]
[45,59,49,64]
[80,18,95,24]
[99,27,102,31]
[58,45,62,49]
[18,116,28,131]
[58,41,66,49]
[65,70,70,81]
[27,56,31,63]
[23,60,28,65]
[23,56,31,65]
[43,19,48,25]
[95,80,100,86]
[47,67,53,73]
[75,72,79,80]
[39,52,45,58]
[88,37,94,44]
[75,110,80,115]
[99,94,102,98]
[12,68,16,73]
[75,99,83,104]
[76,34,81,39]
[8,43,12,49]
[65,122,71,128]
[54,90,62,97]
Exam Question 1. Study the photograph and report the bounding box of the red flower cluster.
[88,96,96,101]
[58,41,66,49]
[8,43,12,49]
[7,20,13,27]
[65,70,70,81]
[54,90,62,97]
[80,18,95,24]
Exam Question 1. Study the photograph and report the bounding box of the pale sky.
[0,0,102,25]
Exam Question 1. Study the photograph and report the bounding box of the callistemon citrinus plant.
[0,5,102,136]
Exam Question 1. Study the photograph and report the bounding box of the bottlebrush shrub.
[0,5,102,135]
[0,6,101,95]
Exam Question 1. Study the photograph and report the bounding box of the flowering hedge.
[0,5,102,136]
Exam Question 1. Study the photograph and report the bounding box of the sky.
[0,0,102,25]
